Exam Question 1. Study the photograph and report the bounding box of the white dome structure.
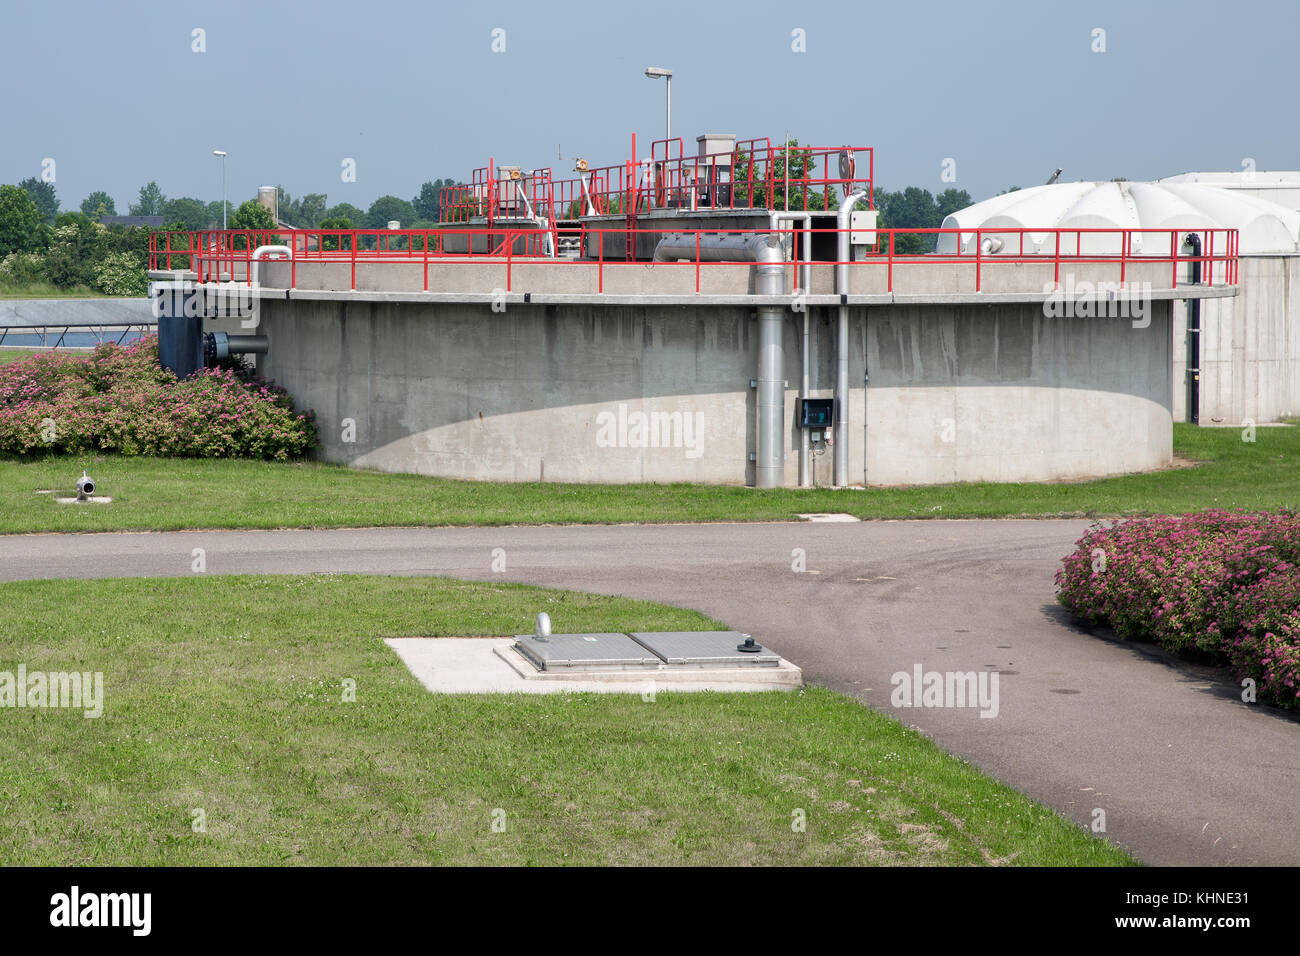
[937,181,1300,258]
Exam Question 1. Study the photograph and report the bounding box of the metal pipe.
[206,332,269,362]
[653,232,779,263]
[653,233,788,486]
[835,188,867,486]
[1183,233,1203,425]
[771,211,813,486]
[251,245,292,286]
[754,238,787,489]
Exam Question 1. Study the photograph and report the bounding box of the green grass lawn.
[0,574,1133,866]
[0,348,95,365]
[0,423,1295,533]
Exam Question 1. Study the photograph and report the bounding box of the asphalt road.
[2,519,1296,866]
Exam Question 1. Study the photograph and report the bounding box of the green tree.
[318,215,354,251]
[413,180,451,221]
[205,200,231,227]
[326,202,364,225]
[18,177,59,225]
[275,187,327,227]
[129,181,167,217]
[44,215,110,288]
[934,188,973,222]
[80,191,117,218]
[229,199,277,250]
[161,197,209,230]
[365,195,417,229]
[293,192,327,228]
[230,200,276,231]
[0,184,46,256]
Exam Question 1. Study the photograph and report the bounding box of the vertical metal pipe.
[666,75,671,143]
[834,188,867,486]
[800,308,810,486]
[835,302,849,485]
[771,211,813,486]
[755,237,787,488]
[1185,233,1203,425]
[652,233,787,486]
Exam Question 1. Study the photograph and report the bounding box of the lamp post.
[212,150,227,228]
[644,67,672,143]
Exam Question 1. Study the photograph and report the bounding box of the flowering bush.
[0,252,47,286]
[0,335,317,461]
[93,251,148,296]
[1057,511,1300,709]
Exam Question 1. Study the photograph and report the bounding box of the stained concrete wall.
[865,303,1172,483]
[259,296,1172,486]
[1173,254,1299,424]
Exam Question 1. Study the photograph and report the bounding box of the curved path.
[2,519,1296,866]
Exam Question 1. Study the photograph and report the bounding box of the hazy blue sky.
[1,0,1293,213]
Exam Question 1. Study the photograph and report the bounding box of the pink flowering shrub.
[1056,511,1300,709]
[0,336,317,460]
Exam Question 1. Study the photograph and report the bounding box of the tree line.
[5,176,460,233]
[0,162,1015,296]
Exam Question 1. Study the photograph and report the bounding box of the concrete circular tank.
[251,286,1189,487]
[161,145,1241,488]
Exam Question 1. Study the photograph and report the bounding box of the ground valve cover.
[513,630,780,671]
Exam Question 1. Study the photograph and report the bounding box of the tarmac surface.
[3,519,1296,866]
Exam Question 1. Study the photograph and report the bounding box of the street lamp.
[644,67,672,142]
[212,150,227,228]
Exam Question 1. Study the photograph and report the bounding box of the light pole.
[644,67,672,143]
[212,150,227,228]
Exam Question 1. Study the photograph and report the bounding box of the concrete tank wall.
[865,303,1172,483]
[258,297,1172,486]
[1173,254,1300,424]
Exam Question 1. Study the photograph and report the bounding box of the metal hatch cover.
[513,633,662,672]
[629,631,781,668]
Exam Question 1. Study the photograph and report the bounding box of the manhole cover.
[513,633,661,672]
[629,631,781,668]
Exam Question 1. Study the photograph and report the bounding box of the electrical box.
[850,209,878,246]
[798,398,834,429]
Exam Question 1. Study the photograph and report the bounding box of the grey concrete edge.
[233,286,1239,307]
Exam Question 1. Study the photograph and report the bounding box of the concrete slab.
[796,513,861,522]
[384,637,802,694]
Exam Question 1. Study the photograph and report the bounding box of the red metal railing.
[150,226,1238,297]
[436,136,875,226]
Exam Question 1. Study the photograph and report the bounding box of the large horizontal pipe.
[653,232,785,264]
[206,332,269,361]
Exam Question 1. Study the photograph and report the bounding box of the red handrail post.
[888,230,894,292]
[695,230,700,293]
